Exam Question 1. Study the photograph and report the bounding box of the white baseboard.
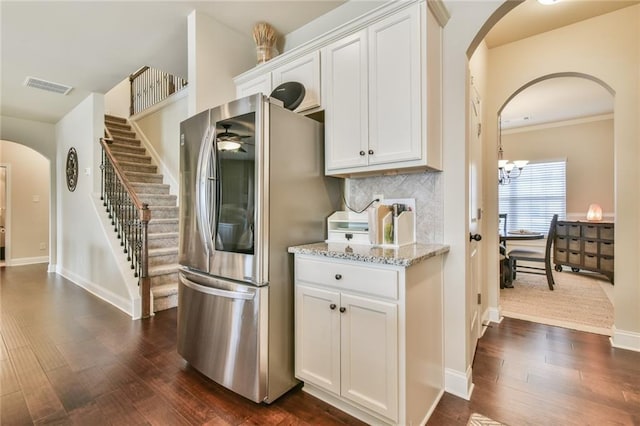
[8,256,49,266]
[90,194,142,319]
[302,383,392,425]
[444,366,474,400]
[47,263,57,273]
[56,265,136,318]
[485,306,502,324]
[611,326,640,352]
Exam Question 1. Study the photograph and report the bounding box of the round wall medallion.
[66,147,78,192]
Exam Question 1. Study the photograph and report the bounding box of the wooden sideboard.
[553,220,614,283]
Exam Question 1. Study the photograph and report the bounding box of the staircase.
[104,115,179,313]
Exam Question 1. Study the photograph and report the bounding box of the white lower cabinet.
[294,254,443,425]
[296,285,398,421]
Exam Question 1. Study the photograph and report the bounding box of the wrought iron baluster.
[100,136,152,318]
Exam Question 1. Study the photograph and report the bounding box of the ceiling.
[0,1,345,124]
[0,0,637,126]
[487,0,638,129]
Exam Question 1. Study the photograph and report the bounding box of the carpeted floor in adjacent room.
[500,270,614,335]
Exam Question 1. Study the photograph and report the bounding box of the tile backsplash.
[346,172,443,243]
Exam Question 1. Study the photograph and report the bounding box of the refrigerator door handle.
[180,274,256,301]
[196,126,217,256]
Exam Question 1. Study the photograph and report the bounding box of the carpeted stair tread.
[105,122,131,132]
[151,283,178,298]
[131,183,171,195]
[118,161,157,173]
[148,219,179,234]
[139,194,177,206]
[109,143,147,155]
[149,263,179,276]
[105,114,127,123]
[150,272,178,287]
[148,232,179,240]
[147,206,179,220]
[110,136,141,147]
[149,246,178,256]
[109,128,137,138]
[111,151,152,164]
[124,171,164,184]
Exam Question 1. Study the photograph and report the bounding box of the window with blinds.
[499,160,566,234]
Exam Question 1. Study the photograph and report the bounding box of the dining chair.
[498,213,508,255]
[507,214,558,290]
[499,213,507,236]
[498,213,510,288]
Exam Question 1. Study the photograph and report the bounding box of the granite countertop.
[288,242,450,267]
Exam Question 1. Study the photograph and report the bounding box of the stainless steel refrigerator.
[177,94,341,403]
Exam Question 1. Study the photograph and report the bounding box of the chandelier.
[498,120,528,185]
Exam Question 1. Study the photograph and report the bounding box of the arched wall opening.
[0,140,51,266]
[475,4,639,352]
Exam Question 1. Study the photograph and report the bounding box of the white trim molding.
[128,119,179,197]
[427,0,450,27]
[485,306,502,324]
[56,265,136,318]
[8,256,49,266]
[611,327,640,352]
[90,194,142,319]
[444,366,474,400]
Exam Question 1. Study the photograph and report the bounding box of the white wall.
[132,95,188,194]
[502,116,614,215]
[56,93,138,316]
[0,141,49,264]
[104,77,131,118]
[441,0,504,399]
[482,5,640,350]
[187,10,255,116]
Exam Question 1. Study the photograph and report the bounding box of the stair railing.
[100,133,151,318]
[129,66,188,116]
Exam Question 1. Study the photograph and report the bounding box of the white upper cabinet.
[367,7,422,167]
[324,3,442,177]
[271,51,321,112]
[236,74,272,99]
[322,30,369,170]
[233,0,444,177]
[234,51,321,113]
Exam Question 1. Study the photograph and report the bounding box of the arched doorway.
[0,140,51,267]
[496,74,615,334]
[471,2,639,352]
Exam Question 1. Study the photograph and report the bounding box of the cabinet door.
[236,74,272,99]
[323,30,369,173]
[340,293,398,421]
[295,284,341,395]
[368,5,422,166]
[272,51,321,112]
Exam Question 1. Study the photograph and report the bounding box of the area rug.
[500,271,614,335]
[467,413,507,425]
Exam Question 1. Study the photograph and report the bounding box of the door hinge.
[477,293,482,305]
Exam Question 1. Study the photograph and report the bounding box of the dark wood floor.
[2,264,639,425]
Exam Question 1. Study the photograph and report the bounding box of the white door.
[294,284,341,394]
[322,30,369,172]
[468,73,483,361]
[367,4,421,166]
[236,74,272,99]
[0,165,7,264]
[340,293,398,421]
[271,51,321,112]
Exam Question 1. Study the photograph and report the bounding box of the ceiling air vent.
[23,76,73,95]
